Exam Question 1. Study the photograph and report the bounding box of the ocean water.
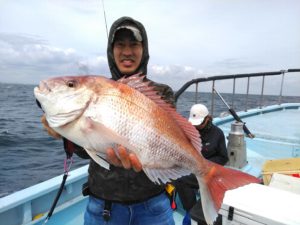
[1,82,300,197]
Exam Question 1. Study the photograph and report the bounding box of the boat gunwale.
[213,103,300,126]
[0,165,88,213]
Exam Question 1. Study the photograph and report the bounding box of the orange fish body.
[34,74,260,224]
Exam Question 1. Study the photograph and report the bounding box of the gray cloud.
[0,33,78,71]
[0,33,47,48]
[211,58,267,71]
[0,33,108,83]
[76,56,110,76]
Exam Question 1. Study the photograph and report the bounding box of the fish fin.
[196,176,217,225]
[118,73,202,154]
[84,148,110,170]
[165,110,202,154]
[118,73,152,91]
[196,162,261,224]
[83,117,137,162]
[143,166,191,184]
[83,117,135,150]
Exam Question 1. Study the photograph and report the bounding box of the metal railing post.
[279,71,285,105]
[259,75,265,108]
[211,81,215,117]
[245,77,250,111]
[195,82,199,103]
[232,78,236,108]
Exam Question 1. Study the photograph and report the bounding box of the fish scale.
[94,92,189,168]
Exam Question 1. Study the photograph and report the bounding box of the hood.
[107,16,149,81]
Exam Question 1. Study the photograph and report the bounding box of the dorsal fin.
[118,73,202,153]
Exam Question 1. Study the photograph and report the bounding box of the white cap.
[112,25,143,42]
[188,104,209,125]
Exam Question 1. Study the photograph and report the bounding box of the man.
[42,16,175,225]
[174,104,228,225]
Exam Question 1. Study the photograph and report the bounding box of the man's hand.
[106,145,142,172]
[41,115,62,139]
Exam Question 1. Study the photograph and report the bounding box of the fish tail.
[195,162,261,225]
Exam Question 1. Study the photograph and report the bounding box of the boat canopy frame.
[174,68,300,117]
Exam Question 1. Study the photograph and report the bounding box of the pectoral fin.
[84,148,110,170]
[143,166,191,184]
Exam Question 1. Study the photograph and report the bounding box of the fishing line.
[101,0,109,39]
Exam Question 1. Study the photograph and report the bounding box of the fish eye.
[67,80,76,88]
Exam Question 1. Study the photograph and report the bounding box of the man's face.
[113,33,143,75]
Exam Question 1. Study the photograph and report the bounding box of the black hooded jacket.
[107,16,149,81]
[75,16,175,202]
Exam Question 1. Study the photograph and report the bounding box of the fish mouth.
[39,81,51,93]
[34,81,51,111]
[34,81,51,97]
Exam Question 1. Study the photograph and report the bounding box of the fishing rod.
[101,0,109,39]
[213,88,255,139]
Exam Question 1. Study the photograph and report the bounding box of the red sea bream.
[34,74,260,224]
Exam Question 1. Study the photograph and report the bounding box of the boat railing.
[174,68,300,117]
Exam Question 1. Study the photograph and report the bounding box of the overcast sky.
[0,0,299,95]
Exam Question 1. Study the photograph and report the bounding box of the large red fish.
[34,74,260,224]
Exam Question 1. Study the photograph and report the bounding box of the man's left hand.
[106,145,143,172]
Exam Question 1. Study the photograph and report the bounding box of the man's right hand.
[41,115,62,139]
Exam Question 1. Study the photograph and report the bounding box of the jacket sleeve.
[208,128,228,165]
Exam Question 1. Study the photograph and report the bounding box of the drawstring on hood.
[107,16,149,81]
